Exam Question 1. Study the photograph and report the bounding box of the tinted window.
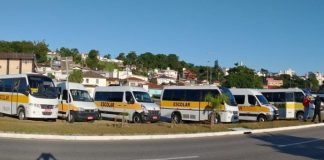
[162,90,173,101]
[95,92,123,102]
[172,90,185,101]
[185,90,200,101]
[133,91,153,103]
[3,79,13,92]
[220,87,237,106]
[70,89,92,102]
[248,95,257,105]
[285,92,294,102]
[125,91,134,102]
[62,90,68,100]
[294,92,304,102]
[201,89,220,101]
[262,92,273,102]
[272,92,285,102]
[234,95,245,104]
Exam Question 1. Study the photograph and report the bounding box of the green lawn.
[0,116,312,136]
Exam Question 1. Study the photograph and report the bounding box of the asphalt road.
[1,126,324,160]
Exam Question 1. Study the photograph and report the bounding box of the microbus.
[230,88,279,122]
[160,86,239,123]
[0,74,58,120]
[259,88,305,120]
[56,82,99,123]
[94,86,160,123]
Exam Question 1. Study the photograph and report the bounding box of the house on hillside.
[121,76,147,87]
[157,75,176,85]
[82,71,107,96]
[0,53,36,75]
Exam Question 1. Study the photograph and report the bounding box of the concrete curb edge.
[1,123,324,141]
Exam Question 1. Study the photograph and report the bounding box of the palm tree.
[205,93,229,128]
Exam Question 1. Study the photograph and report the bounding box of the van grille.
[149,110,160,116]
[41,105,53,109]
[85,109,96,113]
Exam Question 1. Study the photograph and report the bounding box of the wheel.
[18,108,26,120]
[171,112,182,124]
[67,111,75,123]
[257,115,267,122]
[296,112,304,121]
[132,113,142,123]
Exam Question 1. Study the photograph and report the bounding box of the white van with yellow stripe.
[160,86,239,123]
[0,74,59,120]
[94,86,160,123]
[230,88,279,122]
[57,82,99,123]
[259,88,305,120]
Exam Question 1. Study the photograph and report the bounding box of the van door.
[59,89,71,115]
[11,79,19,115]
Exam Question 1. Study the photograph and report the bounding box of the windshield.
[27,75,57,99]
[256,95,270,105]
[133,91,153,103]
[70,89,93,102]
[220,87,237,106]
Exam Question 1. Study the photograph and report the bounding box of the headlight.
[28,103,41,108]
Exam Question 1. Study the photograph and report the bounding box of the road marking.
[277,139,324,148]
[136,155,199,160]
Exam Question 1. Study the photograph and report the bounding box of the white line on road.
[277,138,324,148]
[135,155,199,160]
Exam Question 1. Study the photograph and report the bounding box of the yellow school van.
[57,82,99,122]
[94,86,160,123]
[230,88,279,122]
[0,74,59,120]
[259,88,305,120]
[160,86,239,123]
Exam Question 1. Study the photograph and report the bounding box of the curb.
[0,123,324,141]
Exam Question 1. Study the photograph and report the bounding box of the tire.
[133,113,142,123]
[171,112,182,124]
[296,111,304,121]
[67,111,75,123]
[257,114,267,122]
[18,108,26,120]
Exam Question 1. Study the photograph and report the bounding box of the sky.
[0,0,323,75]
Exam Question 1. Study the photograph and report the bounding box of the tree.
[116,53,126,61]
[306,72,319,91]
[103,54,111,59]
[68,70,83,83]
[223,65,263,88]
[205,94,229,128]
[86,50,99,70]
[58,47,82,64]
[47,73,55,79]
[125,51,138,66]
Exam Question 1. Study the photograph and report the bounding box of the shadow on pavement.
[250,133,324,159]
[37,153,57,160]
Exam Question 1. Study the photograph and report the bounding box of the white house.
[82,71,107,96]
[157,75,176,85]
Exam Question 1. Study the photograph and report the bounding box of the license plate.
[88,116,94,120]
[45,109,51,112]
[152,116,158,120]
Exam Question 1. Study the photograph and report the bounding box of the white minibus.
[230,88,279,122]
[160,86,239,123]
[57,82,99,122]
[0,74,58,120]
[94,86,160,123]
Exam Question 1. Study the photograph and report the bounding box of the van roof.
[259,88,304,93]
[56,82,86,90]
[230,88,262,95]
[163,85,220,90]
[95,86,147,92]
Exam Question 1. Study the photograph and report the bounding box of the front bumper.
[72,110,100,121]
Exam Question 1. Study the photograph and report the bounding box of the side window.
[272,92,285,102]
[125,91,134,102]
[286,92,294,102]
[107,92,123,102]
[294,92,304,103]
[3,79,13,92]
[62,90,68,100]
[248,95,257,105]
[201,90,220,101]
[0,80,3,92]
[172,90,185,101]
[17,78,27,93]
[234,95,245,104]
[162,90,172,101]
[185,90,200,102]
[262,93,273,102]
